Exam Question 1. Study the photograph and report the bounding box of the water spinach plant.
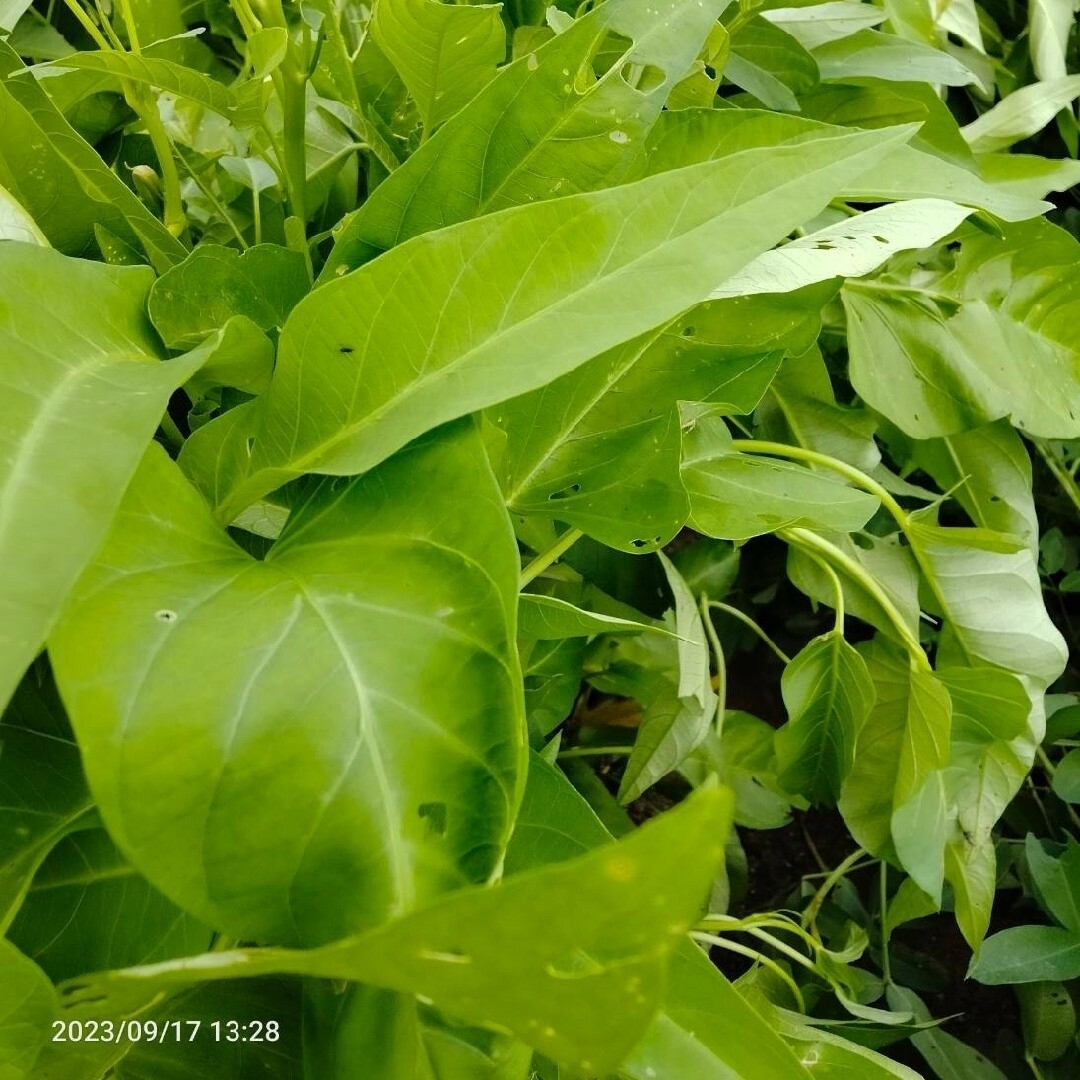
[2,0,1080,1076]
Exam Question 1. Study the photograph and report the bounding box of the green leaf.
[1017,981,1076,1062]
[775,630,875,805]
[0,938,55,1080]
[634,107,1049,223]
[46,51,265,127]
[838,639,952,860]
[911,422,1038,553]
[0,180,47,244]
[59,787,733,1076]
[0,42,185,269]
[0,0,33,32]
[761,3,886,51]
[906,510,1067,686]
[977,152,1080,200]
[618,554,717,803]
[372,0,505,135]
[323,0,733,275]
[812,29,977,85]
[0,663,92,932]
[726,17,819,113]
[961,75,1080,153]
[886,985,1009,1079]
[710,199,973,299]
[970,925,1080,985]
[221,124,911,518]
[683,413,880,542]
[1029,0,1078,81]
[148,244,309,349]
[8,828,211,983]
[517,595,665,640]
[0,244,209,712]
[1052,750,1080,803]
[510,755,812,1079]
[1026,837,1080,934]
[493,291,816,551]
[50,424,525,946]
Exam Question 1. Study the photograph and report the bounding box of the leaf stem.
[519,528,584,589]
[706,600,791,664]
[701,594,727,733]
[691,932,806,1012]
[556,745,632,760]
[1033,439,1080,520]
[780,527,928,669]
[731,439,907,530]
[801,847,866,931]
[880,860,892,986]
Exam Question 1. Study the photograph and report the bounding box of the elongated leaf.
[711,199,972,298]
[323,0,732,275]
[46,51,265,126]
[775,630,875,805]
[0,42,184,268]
[0,939,55,1080]
[493,290,820,551]
[59,788,732,1075]
[761,3,886,50]
[618,555,717,802]
[1027,837,1080,934]
[373,0,504,134]
[886,985,1009,1080]
[219,125,911,518]
[961,75,1080,153]
[634,107,1049,222]
[1030,0,1078,81]
[726,17,818,112]
[0,664,92,932]
[517,595,665,640]
[683,413,880,541]
[50,424,525,946]
[0,244,210,712]
[813,29,977,84]
[970,925,1080,985]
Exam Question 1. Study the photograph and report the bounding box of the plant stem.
[691,932,806,1012]
[879,860,893,985]
[701,594,727,733]
[780,527,928,668]
[706,600,791,664]
[556,745,632,760]
[519,528,584,588]
[1036,746,1080,833]
[802,847,867,931]
[1034,439,1080,519]
[731,439,908,531]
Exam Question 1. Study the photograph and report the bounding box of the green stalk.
[780,526,928,669]
[519,528,584,589]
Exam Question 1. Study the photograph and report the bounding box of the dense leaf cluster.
[2,0,1080,1076]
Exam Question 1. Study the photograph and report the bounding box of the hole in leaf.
[418,801,448,835]
[873,235,888,243]
[548,483,581,500]
[155,609,178,623]
[618,60,666,93]
[631,538,648,548]
[813,241,835,250]
[681,325,696,337]
[339,345,354,354]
